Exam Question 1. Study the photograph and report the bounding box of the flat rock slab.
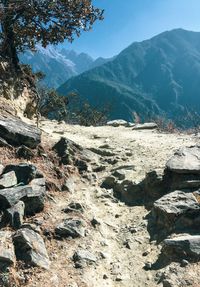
[163,235,200,259]
[13,228,50,269]
[55,218,85,238]
[132,122,158,130]
[166,146,200,174]
[0,171,17,189]
[0,231,15,268]
[0,115,41,148]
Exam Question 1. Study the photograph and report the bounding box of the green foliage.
[37,87,69,121]
[0,1,103,68]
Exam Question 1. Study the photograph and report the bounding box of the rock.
[132,122,158,130]
[91,218,100,228]
[62,178,75,193]
[166,146,200,174]
[101,176,117,189]
[3,164,38,185]
[0,137,12,148]
[16,145,35,160]
[180,259,189,267]
[163,235,200,260]
[13,228,50,269]
[113,179,144,205]
[0,231,15,268]
[89,147,116,157]
[0,114,41,148]
[112,170,126,180]
[106,119,129,127]
[4,201,25,229]
[55,219,85,238]
[63,202,84,213]
[53,137,96,172]
[0,171,17,189]
[144,262,152,270]
[24,178,46,215]
[0,186,29,210]
[0,164,4,175]
[152,190,200,234]
[0,179,46,215]
[73,249,97,265]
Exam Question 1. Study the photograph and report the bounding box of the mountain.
[57,29,200,124]
[20,46,110,89]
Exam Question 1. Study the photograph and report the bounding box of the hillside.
[20,46,110,89]
[57,29,200,124]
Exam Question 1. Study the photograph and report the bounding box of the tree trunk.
[1,0,20,72]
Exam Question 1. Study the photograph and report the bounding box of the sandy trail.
[24,120,199,287]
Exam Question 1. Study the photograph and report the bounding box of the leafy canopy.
[0,0,104,54]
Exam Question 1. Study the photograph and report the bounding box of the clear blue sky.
[61,0,200,59]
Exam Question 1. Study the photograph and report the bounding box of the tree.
[0,0,103,70]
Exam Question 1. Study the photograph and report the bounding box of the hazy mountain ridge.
[20,46,110,89]
[57,29,200,123]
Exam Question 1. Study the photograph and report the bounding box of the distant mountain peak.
[57,28,200,126]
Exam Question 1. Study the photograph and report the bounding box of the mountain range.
[20,46,111,88]
[57,29,200,124]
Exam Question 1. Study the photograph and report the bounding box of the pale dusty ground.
[21,119,200,287]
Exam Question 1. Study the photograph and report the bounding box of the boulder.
[55,218,85,238]
[3,164,37,185]
[4,201,25,229]
[152,190,200,234]
[132,123,158,130]
[0,231,15,268]
[163,235,200,260]
[0,114,41,148]
[13,228,50,269]
[166,146,200,174]
[0,171,17,189]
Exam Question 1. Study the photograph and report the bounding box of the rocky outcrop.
[0,114,41,148]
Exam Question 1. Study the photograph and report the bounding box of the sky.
[60,0,200,59]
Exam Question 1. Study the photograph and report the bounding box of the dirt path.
[23,120,199,287]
